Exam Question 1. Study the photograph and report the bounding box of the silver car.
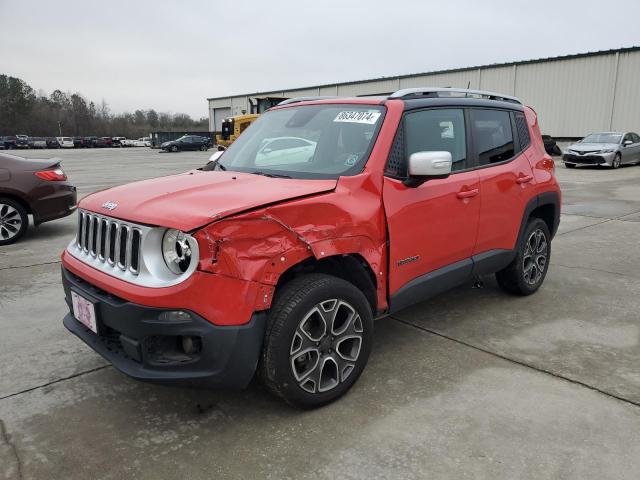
[563,132,640,169]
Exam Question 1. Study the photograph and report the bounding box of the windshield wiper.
[250,171,292,179]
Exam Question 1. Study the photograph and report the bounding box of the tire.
[259,274,373,409]
[565,163,576,169]
[200,145,207,151]
[496,218,551,296]
[171,145,178,153]
[0,197,29,245]
[612,153,621,169]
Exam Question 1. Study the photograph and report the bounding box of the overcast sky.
[1,0,639,118]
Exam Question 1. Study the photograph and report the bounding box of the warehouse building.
[207,46,640,139]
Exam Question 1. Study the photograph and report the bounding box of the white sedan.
[255,137,317,166]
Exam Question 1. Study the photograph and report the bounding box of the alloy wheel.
[289,299,363,394]
[522,228,548,286]
[0,203,23,241]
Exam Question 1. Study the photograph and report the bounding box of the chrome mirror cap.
[408,151,453,177]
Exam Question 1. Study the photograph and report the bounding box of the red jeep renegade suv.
[61,88,561,407]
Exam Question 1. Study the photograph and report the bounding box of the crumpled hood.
[568,143,617,152]
[79,170,337,231]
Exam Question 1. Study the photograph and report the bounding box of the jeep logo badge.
[102,201,118,211]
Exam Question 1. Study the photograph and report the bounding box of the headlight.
[162,229,195,274]
[600,149,615,153]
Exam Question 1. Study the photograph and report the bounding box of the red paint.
[62,98,559,326]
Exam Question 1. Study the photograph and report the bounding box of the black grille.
[564,154,603,165]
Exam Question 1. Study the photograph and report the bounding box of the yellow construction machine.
[215,114,259,147]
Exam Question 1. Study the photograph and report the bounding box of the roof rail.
[277,96,339,106]
[389,87,521,104]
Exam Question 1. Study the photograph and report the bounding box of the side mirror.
[208,150,224,163]
[623,140,633,146]
[405,151,452,186]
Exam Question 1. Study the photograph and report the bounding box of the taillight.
[35,168,67,181]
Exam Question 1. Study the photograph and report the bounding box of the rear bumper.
[32,184,77,224]
[61,266,265,389]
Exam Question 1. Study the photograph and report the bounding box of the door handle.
[456,188,479,199]
[516,174,533,184]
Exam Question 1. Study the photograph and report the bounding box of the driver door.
[383,108,480,305]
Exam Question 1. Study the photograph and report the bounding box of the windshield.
[207,104,385,179]
[581,133,622,144]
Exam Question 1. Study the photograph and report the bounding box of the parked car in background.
[112,137,126,147]
[46,137,60,149]
[563,132,640,169]
[83,136,98,148]
[0,152,77,244]
[15,135,30,149]
[61,88,561,407]
[57,137,75,148]
[98,137,113,148]
[73,137,87,148]
[1,136,17,150]
[29,137,48,149]
[120,138,135,147]
[160,135,210,152]
[138,137,151,147]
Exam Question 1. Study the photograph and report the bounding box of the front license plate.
[71,291,98,334]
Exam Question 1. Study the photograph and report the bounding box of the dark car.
[73,137,87,148]
[46,137,60,149]
[84,136,98,148]
[160,135,210,152]
[1,136,17,149]
[99,137,113,148]
[15,135,30,149]
[0,152,77,244]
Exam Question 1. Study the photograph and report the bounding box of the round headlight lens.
[162,229,193,274]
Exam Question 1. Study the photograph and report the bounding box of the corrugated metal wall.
[208,49,640,137]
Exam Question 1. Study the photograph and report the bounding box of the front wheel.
[612,153,621,169]
[171,145,178,153]
[259,274,373,408]
[200,145,208,151]
[496,218,551,295]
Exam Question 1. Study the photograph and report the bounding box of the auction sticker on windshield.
[334,110,381,124]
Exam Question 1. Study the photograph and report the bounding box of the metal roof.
[207,46,640,101]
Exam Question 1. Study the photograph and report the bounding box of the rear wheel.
[496,218,551,296]
[259,274,373,408]
[0,198,28,245]
[612,153,621,169]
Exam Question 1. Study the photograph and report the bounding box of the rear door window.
[470,109,515,165]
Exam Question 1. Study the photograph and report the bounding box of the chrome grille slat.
[68,209,199,288]
[88,216,96,256]
[73,210,143,277]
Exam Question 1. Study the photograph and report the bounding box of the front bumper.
[563,152,615,166]
[61,266,266,389]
